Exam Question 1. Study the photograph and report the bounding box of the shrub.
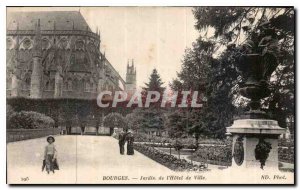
[8,111,55,129]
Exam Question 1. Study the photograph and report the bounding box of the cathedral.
[6,11,136,99]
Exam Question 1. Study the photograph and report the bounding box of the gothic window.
[22,38,32,50]
[91,83,96,92]
[85,81,90,92]
[58,38,68,50]
[88,43,95,54]
[70,54,75,65]
[75,40,84,51]
[6,38,14,50]
[68,80,73,91]
[64,80,68,91]
[23,76,31,90]
[79,79,85,91]
[42,38,50,50]
[72,78,79,91]
[50,79,55,91]
[45,80,50,91]
[64,78,73,91]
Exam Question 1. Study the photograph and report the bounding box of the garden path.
[7,135,173,184]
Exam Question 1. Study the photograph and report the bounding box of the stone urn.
[237,53,276,118]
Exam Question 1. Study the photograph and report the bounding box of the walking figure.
[126,131,134,155]
[42,136,59,174]
[118,131,126,155]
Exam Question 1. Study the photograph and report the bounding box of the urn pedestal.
[227,119,285,171]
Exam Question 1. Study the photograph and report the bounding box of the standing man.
[118,131,126,155]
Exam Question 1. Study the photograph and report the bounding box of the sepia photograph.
[5,6,295,184]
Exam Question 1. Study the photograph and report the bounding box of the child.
[43,136,58,174]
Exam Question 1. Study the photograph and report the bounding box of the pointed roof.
[7,11,92,31]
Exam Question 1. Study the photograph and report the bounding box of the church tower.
[125,59,136,96]
[30,19,43,98]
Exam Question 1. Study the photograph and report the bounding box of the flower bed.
[278,146,294,164]
[193,144,232,166]
[135,133,294,166]
[134,143,209,172]
[135,133,228,149]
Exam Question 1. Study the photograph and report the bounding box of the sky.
[7,7,199,90]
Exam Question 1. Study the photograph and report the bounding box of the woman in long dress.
[126,132,134,155]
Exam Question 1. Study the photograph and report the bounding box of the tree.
[125,111,143,133]
[165,110,188,139]
[143,68,166,93]
[142,69,166,105]
[171,7,294,138]
[103,112,127,134]
[193,8,294,121]
[130,69,167,136]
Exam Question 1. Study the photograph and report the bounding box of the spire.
[127,59,129,68]
[132,59,134,67]
[33,19,42,54]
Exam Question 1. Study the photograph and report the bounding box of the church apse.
[6,11,127,99]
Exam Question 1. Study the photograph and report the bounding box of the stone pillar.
[11,70,20,97]
[30,19,42,98]
[54,67,63,98]
[227,119,285,171]
[30,54,42,98]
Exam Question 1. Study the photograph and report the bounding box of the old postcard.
[6,6,295,184]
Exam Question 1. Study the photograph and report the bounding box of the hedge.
[7,97,134,127]
[7,111,55,129]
